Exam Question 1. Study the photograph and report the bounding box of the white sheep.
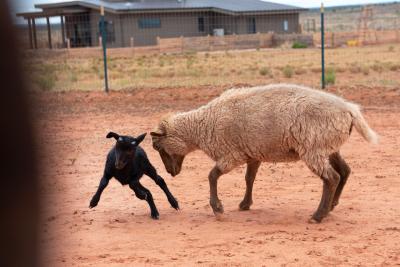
[150,84,378,223]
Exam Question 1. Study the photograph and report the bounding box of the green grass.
[325,67,336,85]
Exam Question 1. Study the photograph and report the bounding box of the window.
[198,17,205,32]
[138,18,161,29]
[283,20,289,32]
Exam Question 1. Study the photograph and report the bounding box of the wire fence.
[19,3,400,92]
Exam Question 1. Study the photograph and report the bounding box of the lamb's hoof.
[169,197,180,210]
[151,211,160,220]
[239,200,252,211]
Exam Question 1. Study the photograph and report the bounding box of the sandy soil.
[34,85,400,266]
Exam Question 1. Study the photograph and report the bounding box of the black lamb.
[89,132,179,219]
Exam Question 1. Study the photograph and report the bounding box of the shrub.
[282,65,294,78]
[36,74,56,91]
[292,42,308,49]
[259,67,271,76]
[325,67,336,85]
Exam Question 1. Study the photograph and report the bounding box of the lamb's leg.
[239,160,261,211]
[208,166,224,215]
[329,152,351,211]
[144,162,179,210]
[89,174,111,208]
[129,181,159,220]
[305,157,340,223]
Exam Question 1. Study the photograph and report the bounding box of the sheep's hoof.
[309,213,323,224]
[239,200,252,211]
[210,199,224,215]
[330,201,339,211]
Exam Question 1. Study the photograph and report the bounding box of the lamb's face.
[151,125,187,177]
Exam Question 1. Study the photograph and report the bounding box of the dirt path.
[35,85,400,266]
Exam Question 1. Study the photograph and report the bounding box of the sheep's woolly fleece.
[152,84,378,175]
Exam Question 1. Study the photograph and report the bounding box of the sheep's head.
[106,132,146,170]
[150,118,188,177]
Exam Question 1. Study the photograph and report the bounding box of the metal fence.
[19,3,400,92]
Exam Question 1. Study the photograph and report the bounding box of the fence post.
[157,36,161,53]
[67,38,71,49]
[321,2,326,89]
[98,36,102,48]
[100,6,109,93]
[258,32,262,49]
[130,37,134,47]
[207,34,211,51]
[180,36,184,53]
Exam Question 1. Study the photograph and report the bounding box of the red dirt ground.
[34,85,400,266]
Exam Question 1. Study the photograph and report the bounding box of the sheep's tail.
[347,102,379,144]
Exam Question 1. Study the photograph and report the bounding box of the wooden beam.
[60,16,66,48]
[27,18,33,49]
[46,17,52,49]
[32,18,37,49]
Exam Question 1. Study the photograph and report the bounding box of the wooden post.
[46,17,52,49]
[60,16,66,48]
[99,36,102,47]
[27,18,33,49]
[130,37,134,47]
[67,38,71,49]
[32,18,37,49]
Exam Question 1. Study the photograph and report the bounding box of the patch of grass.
[35,74,56,91]
[292,41,308,49]
[282,65,294,78]
[325,67,336,85]
[361,65,370,75]
[259,66,271,76]
[388,45,395,52]
[371,62,384,73]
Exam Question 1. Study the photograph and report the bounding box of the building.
[17,0,305,49]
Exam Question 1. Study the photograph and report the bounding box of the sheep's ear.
[134,133,147,145]
[106,132,119,140]
[150,131,165,137]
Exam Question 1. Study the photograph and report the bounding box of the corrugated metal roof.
[35,0,305,13]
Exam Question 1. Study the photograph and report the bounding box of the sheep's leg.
[144,162,179,210]
[305,157,340,223]
[89,174,111,208]
[329,152,351,211]
[239,160,261,211]
[208,166,224,215]
[129,181,159,220]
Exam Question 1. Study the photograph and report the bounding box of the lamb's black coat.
[89,132,179,219]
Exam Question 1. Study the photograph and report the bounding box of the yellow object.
[347,40,359,47]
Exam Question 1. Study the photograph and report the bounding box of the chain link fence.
[18,2,400,91]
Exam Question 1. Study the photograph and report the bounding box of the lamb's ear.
[134,133,147,145]
[106,132,119,140]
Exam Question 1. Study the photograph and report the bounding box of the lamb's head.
[151,118,188,177]
[106,131,146,170]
